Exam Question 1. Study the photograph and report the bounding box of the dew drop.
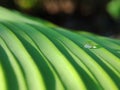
[84,44,93,49]
[84,42,98,49]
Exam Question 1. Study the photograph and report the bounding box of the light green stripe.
[79,35,120,73]
[58,36,118,90]
[0,37,27,90]
[11,23,87,90]
[4,22,65,90]
[90,48,120,72]
[34,24,120,89]
[90,50,120,78]
[35,34,86,90]
[57,40,100,85]
[97,36,120,49]
[0,24,46,90]
[77,35,120,75]
[62,32,120,76]
[39,54,65,90]
[0,63,7,90]
[83,34,120,56]
[57,30,120,82]
[20,25,86,90]
[2,22,39,51]
[52,27,120,89]
[31,25,100,87]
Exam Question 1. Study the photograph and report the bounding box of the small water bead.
[84,42,98,49]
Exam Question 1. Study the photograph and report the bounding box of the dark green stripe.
[54,28,120,88]
[93,35,120,46]
[0,22,29,90]
[0,42,19,90]
[54,40,101,90]
[80,34,120,58]
[15,35,56,90]
[13,22,66,89]
[1,22,57,90]
[1,19,120,89]
[29,24,104,90]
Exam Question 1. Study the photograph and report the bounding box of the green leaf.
[0,7,120,90]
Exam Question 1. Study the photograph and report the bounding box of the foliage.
[0,7,120,90]
[107,0,120,19]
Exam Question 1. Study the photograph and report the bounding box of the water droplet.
[84,42,98,49]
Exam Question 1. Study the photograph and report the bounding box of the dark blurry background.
[0,0,120,38]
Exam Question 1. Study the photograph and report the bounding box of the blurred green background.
[0,0,120,37]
